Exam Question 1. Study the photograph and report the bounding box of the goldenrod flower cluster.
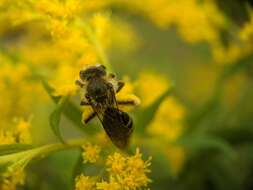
[82,143,101,164]
[75,174,96,190]
[76,148,152,190]
[0,118,31,189]
[0,168,25,190]
[0,118,32,145]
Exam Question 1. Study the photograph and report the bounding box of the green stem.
[0,138,87,168]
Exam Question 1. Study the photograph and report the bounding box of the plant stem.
[0,138,87,167]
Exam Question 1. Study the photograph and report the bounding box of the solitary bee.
[76,64,139,149]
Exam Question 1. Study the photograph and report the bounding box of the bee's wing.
[88,83,117,122]
[102,107,133,149]
[89,85,133,149]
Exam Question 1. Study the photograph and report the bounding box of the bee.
[75,64,138,149]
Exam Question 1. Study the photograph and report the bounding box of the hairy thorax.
[86,78,109,103]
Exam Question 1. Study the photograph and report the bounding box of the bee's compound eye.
[97,64,106,70]
[101,65,106,70]
[80,70,91,81]
[97,65,106,76]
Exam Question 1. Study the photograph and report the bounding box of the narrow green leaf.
[71,150,83,188]
[176,134,235,159]
[62,99,85,131]
[187,96,220,130]
[219,54,253,81]
[42,80,88,134]
[50,96,69,143]
[136,86,174,132]
[41,80,61,103]
[210,126,253,145]
[0,144,34,156]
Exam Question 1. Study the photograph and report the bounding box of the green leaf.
[187,96,220,130]
[210,126,253,145]
[150,150,174,184]
[219,54,253,81]
[50,96,69,143]
[71,150,83,188]
[176,134,235,159]
[0,144,34,156]
[41,80,61,103]
[42,80,88,134]
[0,139,87,174]
[61,99,86,132]
[136,86,174,133]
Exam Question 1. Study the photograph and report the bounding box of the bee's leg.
[80,99,91,106]
[107,73,124,93]
[117,95,140,106]
[83,112,96,124]
[117,100,137,106]
[75,79,84,88]
[116,81,125,93]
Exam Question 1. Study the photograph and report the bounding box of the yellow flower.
[211,41,247,64]
[121,148,152,189]
[36,0,81,19]
[240,11,253,41]
[91,12,111,48]
[109,17,139,51]
[116,78,141,111]
[78,51,98,67]
[136,71,170,107]
[106,152,126,174]
[0,117,32,145]
[1,168,25,190]
[106,148,152,190]
[96,177,120,190]
[75,174,96,190]
[82,143,101,163]
[50,64,79,97]
[48,19,69,39]
[97,0,224,45]
[14,117,32,144]
[0,63,44,130]
[89,12,139,51]
[148,97,186,141]
[0,131,15,145]
[74,148,152,190]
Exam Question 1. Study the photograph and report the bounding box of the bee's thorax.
[86,78,108,103]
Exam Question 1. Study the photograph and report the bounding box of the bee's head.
[79,64,106,81]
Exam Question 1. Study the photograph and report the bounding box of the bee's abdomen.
[102,107,133,149]
[121,111,133,130]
